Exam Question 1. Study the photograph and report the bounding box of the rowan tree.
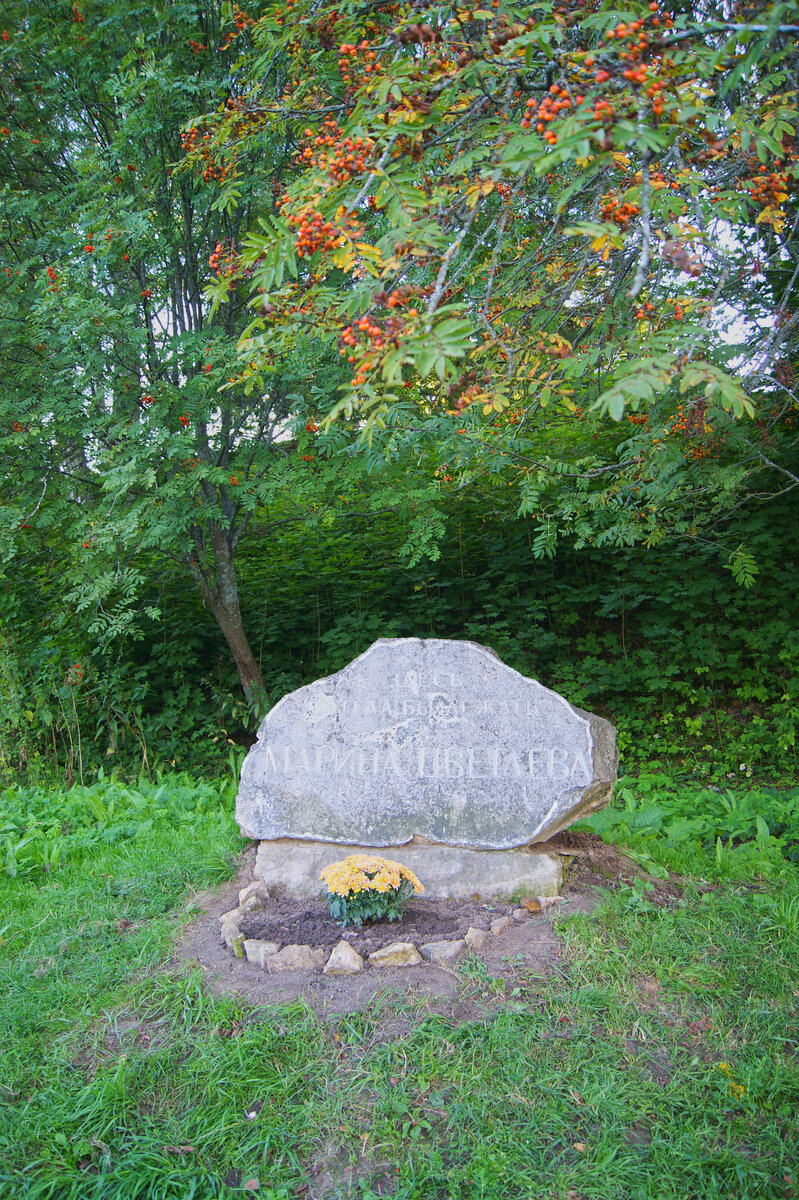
[0,0,351,708]
[198,0,799,573]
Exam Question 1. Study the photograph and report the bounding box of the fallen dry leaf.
[243,1179,260,1192]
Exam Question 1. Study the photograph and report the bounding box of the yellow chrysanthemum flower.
[320,854,424,897]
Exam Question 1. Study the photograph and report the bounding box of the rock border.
[220,882,564,977]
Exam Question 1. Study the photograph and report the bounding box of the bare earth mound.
[173,832,665,1016]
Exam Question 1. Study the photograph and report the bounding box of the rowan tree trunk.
[187,521,264,711]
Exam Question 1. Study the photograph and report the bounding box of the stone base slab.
[254,838,562,900]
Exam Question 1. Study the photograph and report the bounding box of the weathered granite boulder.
[237,638,616,849]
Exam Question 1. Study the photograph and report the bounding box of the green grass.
[1,775,798,1199]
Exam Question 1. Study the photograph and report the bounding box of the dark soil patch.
[173,831,681,1016]
[548,828,684,904]
[239,897,497,955]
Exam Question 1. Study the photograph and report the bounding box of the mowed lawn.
[1,774,797,1200]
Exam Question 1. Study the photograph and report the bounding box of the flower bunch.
[320,854,423,928]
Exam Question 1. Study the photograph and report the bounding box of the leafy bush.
[0,769,239,880]
[579,773,799,881]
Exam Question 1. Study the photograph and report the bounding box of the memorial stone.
[237,638,616,852]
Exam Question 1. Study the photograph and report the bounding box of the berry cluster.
[600,191,640,229]
[209,241,237,278]
[284,207,343,257]
[181,123,237,184]
[521,85,581,137]
[373,286,421,310]
[669,400,715,459]
[298,119,375,183]
[746,166,790,209]
[337,40,384,89]
[395,23,441,45]
[339,305,413,387]
[221,5,255,48]
[340,316,388,357]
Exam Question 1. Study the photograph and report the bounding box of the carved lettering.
[466,748,484,779]
[403,670,419,694]
[504,749,524,778]
[527,747,545,775]
[382,748,402,774]
[548,747,569,780]
[335,746,357,773]
[432,670,461,688]
[571,749,591,780]
[314,745,335,773]
[443,746,464,777]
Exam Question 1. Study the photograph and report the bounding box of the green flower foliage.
[326,878,417,928]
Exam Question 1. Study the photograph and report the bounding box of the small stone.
[221,922,242,948]
[266,944,327,972]
[420,939,467,965]
[464,927,488,951]
[324,940,364,976]
[238,881,270,908]
[243,939,281,968]
[490,916,510,936]
[220,907,243,925]
[521,896,542,914]
[368,942,422,968]
[512,907,528,922]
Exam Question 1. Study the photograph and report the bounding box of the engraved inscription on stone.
[236,638,617,849]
